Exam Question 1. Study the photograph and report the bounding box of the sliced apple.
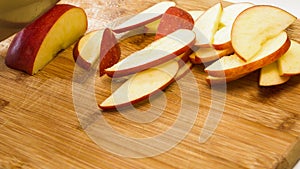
[231,5,297,61]
[212,3,254,50]
[73,30,104,70]
[105,29,195,77]
[155,6,194,40]
[5,4,87,75]
[278,40,300,76]
[193,3,222,47]
[112,1,176,33]
[99,60,179,110]
[189,47,234,64]
[205,31,290,77]
[259,61,290,86]
[145,10,203,34]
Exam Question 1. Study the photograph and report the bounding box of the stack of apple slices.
[200,4,298,86]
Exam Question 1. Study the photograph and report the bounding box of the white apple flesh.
[190,47,234,64]
[278,40,300,76]
[99,60,179,110]
[259,61,290,86]
[105,29,195,77]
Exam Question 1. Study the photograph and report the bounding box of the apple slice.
[73,30,104,70]
[205,31,290,77]
[145,10,203,34]
[99,60,179,110]
[278,40,300,76]
[206,73,248,85]
[259,61,290,86]
[212,3,254,50]
[231,5,297,61]
[189,47,234,64]
[105,29,195,77]
[5,4,87,75]
[193,3,223,47]
[112,1,176,33]
[155,6,194,40]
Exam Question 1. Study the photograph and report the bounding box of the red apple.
[155,6,194,40]
[5,4,87,75]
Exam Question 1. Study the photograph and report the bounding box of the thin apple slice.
[213,3,254,50]
[278,40,300,76]
[145,10,203,34]
[205,31,290,77]
[193,3,222,47]
[105,29,195,77]
[5,4,87,75]
[231,5,297,61]
[189,47,234,64]
[112,1,176,33]
[155,6,194,40]
[99,60,179,110]
[259,61,290,86]
[73,30,104,70]
[206,73,249,85]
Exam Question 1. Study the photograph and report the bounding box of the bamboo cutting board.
[1,0,300,168]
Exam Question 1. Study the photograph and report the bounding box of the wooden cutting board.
[1,0,300,168]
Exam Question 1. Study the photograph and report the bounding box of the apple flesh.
[205,31,290,77]
[190,47,234,64]
[206,73,248,85]
[105,29,195,77]
[278,40,300,76]
[212,3,254,50]
[155,6,194,40]
[5,4,87,75]
[193,3,222,47]
[112,1,176,33]
[175,61,193,81]
[99,60,179,110]
[231,5,297,61]
[259,61,290,86]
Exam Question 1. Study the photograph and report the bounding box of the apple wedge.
[259,61,290,86]
[212,3,254,50]
[145,10,203,34]
[231,5,297,61]
[190,47,234,64]
[155,6,194,40]
[112,1,176,33]
[193,3,222,47]
[205,31,290,77]
[73,30,104,70]
[278,40,300,76]
[105,29,195,77]
[99,60,179,110]
[5,4,87,75]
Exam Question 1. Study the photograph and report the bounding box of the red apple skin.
[105,39,195,78]
[98,77,175,110]
[155,7,194,40]
[100,28,121,76]
[206,38,291,77]
[5,4,87,75]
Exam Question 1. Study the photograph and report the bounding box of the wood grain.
[0,0,300,168]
